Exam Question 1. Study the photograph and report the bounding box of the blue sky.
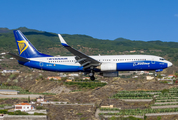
[1,0,178,41]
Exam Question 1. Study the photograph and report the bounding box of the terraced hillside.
[99,87,178,119]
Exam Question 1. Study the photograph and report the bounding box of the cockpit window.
[159,58,165,60]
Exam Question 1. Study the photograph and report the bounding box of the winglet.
[58,34,69,47]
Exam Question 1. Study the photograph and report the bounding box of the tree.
[28,96,30,103]
[161,89,169,94]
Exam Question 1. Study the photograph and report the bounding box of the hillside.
[1,27,178,66]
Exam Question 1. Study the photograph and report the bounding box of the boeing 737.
[9,30,173,80]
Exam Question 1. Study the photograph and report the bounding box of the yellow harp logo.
[17,40,29,55]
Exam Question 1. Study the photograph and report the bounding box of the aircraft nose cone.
[168,61,173,67]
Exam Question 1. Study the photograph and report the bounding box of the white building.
[146,76,154,80]
[0,52,6,55]
[130,50,136,53]
[15,103,34,111]
[132,76,138,78]
[68,74,79,77]
[59,73,67,77]
[37,96,45,102]
[161,74,166,76]
[68,77,74,80]
[1,70,19,73]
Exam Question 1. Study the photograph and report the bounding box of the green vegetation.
[102,87,178,118]
[157,116,161,120]
[65,81,106,89]
[113,90,161,93]
[0,110,8,114]
[0,110,46,115]
[110,91,161,99]
[73,80,100,82]
[156,99,178,102]
[109,116,143,120]
[160,81,168,84]
[0,110,28,115]
[99,108,178,116]
[8,110,29,115]
[76,112,83,115]
[152,103,178,106]
[100,108,121,111]
[34,112,46,115]
[156,97,178,100]
[9,74,17,79]
[110,87,178,104]
[70,89,82,92]
[154,87,178,102]
[80,117,88,120]
[28,96,30,103]
[110,93,153,99]
[35,106,45,110]
[0,104,12,108]
[0,98,16,101]
[1,27,178,66]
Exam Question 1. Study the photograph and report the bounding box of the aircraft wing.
[58,34,101,69]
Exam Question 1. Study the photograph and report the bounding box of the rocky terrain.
[1,59,178,119]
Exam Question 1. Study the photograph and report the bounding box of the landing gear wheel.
[89,72,94,76]
[89,68,95,81]
[90,76,95,81]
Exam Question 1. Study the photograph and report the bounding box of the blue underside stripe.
[18,60,168,72]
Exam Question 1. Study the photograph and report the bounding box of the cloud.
[174,14,178,17]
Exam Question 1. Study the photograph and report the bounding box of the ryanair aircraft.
[9,30,173,80]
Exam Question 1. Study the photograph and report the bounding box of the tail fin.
[13,30,52,58]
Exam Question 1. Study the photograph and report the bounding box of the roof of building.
[47,76,61,79]
[168,75,176,77]
[16,103,31,105]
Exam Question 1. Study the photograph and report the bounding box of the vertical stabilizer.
[13,30,52,58]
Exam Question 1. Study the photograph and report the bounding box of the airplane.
[9,30,173,80]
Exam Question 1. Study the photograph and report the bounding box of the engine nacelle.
[97,63,117,71]
[100,71,119,77]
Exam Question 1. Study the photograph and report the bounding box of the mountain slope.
[1,27,178,66]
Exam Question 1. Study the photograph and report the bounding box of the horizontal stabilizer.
[8,53,30,62]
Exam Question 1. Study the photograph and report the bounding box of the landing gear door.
[151,58,155,64]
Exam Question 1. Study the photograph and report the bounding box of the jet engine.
[96,63,117,71]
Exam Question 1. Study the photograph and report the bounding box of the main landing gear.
[89,69,95,81]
